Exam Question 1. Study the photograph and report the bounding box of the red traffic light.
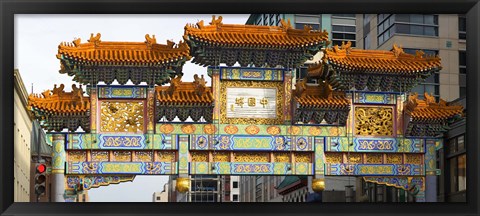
[36,164,46,173]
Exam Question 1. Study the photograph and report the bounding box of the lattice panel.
[68,151,86,162]
[113,151,131,162]
[325,153,343,163]
[157,151,176,162]
[386,154,403,164]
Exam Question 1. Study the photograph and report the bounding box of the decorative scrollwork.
[346,153,362,164]
[213,152,230,162]
[355,107,393,136]
[113,151,131,162]
[191,152,209,162]
[134,151,153,162]
[365,153,383,164]
[386,154,403,164]
[294,153,312,163]
[234,152,269,162]
[325,153,343,164]
[68,151,86,162]
[405,154,423,164]
[91,151,109,162]
[157,151,176,162]
[274,153,290,162]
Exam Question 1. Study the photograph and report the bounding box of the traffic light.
[34,163,47,196]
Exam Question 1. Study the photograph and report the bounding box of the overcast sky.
[15,14,250,202]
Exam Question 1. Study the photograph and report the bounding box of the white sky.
[15,14,250,202]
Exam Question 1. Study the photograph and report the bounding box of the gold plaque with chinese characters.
[220,81,283,124]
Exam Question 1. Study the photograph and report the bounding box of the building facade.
[437,97,466,202]
[14,69,33,202]
[239,176,284,202]
[153,184,169,202]
[357,14,466,102]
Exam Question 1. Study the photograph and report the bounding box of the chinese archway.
[28,16,463,202]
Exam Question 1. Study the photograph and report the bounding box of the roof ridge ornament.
[415,50,425,59]
[72,38,81,47]
[145,34,157,47]
[88,33,101,46]
[392,43,404,57]
[341,41,352,54]
[193,74,207,96]
[167,75,183,96]
[209,15,223,28]
[279,19,292,31]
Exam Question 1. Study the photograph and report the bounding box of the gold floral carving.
[159,124,174,134]
[386,154,403,164]
[274,153,290,162]
[68,151,86,162]
[157,151,176,162]
[91,151,109,162]
[345,153,362,164]
[191,152,209,162]
[405,154,423,164]
[287,126,301,135]
[325,153,343,164]
[354,107,394,136]
[100,101,144,133]
[134,151,153,162]
[308,126,322,136]
[365,153,383,164]
[224,125,239,134]
[294,153,312,163]
[220,81,284,125]
[245,125,260,135]
[113,151,131,162]
[213,152,230,162]
[234,152,269,162]
[203,124,217,134]
[267,126,281,135]
[181,124,196,134]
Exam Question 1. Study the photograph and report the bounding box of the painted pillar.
[283,70,293,124]
[424,139,439,202]
[177,134,190,177]
[146,87,155,148]
[89,87,97,135]
[209,67,221,124]
[51,133,66,202]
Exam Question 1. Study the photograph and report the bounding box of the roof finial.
[280,19,292,31]
[392,43,404,57]
[209,15,223,27]
[88,33,101,46]
[145,34,157,47]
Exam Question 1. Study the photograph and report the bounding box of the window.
[378,14,438,46]
[276,14,281,26]
[459,15,466,40]
[294,14,321,31]
[233,181,238,188]
[233,194,239,201]
[459,51,466,74]
[377,14,394,46]
[263,14,269,26]
[255,18,262,26]
[269,14,275,26]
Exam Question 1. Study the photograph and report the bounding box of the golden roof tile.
[323,42,442,74]
[293,79,350,109]
[406,92,463,121]
[57,33,191,64]
[156,75,214,105]
[28,84,90,114]
[184,16,329,48]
